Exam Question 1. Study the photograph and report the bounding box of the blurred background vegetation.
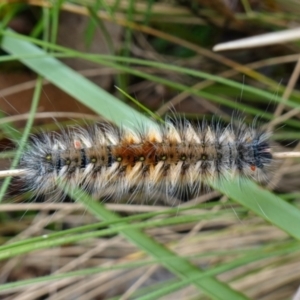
[1,0,300,299]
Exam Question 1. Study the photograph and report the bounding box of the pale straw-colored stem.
[0,169,26,178]
[0,152,299,179]
[272,152,300,159]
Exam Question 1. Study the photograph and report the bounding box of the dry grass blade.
[0,149,299,179]
[0,169,26,178]
[213,27,300,51]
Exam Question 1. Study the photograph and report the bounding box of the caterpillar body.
[19,119,273,201]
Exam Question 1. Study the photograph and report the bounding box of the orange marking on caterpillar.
[74,140,82,149]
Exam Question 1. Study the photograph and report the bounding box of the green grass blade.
[0,77,42,202]
[68,188,249,300]
[137,241,300,300]
[2,240,298,295]
[211,178,300,240]
[0,28,153,130]
[0,192,249,298]
[3,29,300,119]
[0,203,231,253]
[1,24,298,300]
[0,212,232,259]
[0,261,155,292]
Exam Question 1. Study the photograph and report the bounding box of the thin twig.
[0,151,299,179]
[0,203,168,213]
[0,169,26,178]
[272,152,300,159]
[213,27,300,51]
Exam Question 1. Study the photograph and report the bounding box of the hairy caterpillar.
[17,118,273,201]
